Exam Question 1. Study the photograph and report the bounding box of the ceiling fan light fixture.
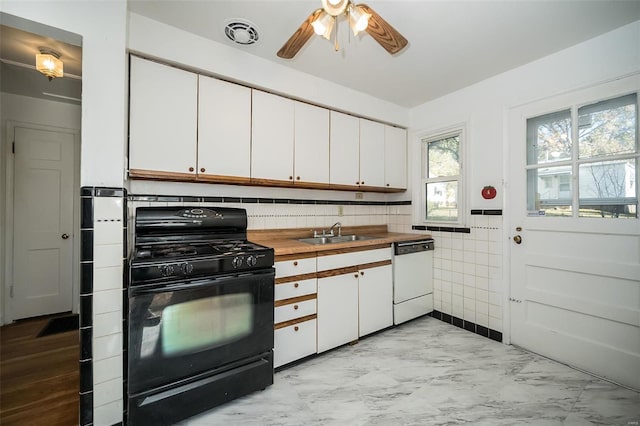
[311,11,335,40]
[35,48,63,81]
[348,4,371,36]
[321,0,348,16]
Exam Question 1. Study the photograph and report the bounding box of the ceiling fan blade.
[277,9,323,59]
[359,4,408,55]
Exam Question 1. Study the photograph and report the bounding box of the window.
[422,130,463,222]
[526,93,638,218]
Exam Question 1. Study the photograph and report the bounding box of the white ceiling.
[127,0,640,108]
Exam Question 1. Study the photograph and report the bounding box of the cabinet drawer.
[274,318,317,368]
[275,278,317,301]
[274,299,316,324]
[317,247,391,271]
[275,257,316,278]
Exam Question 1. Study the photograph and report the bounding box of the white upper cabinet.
[251,90,295,182]
[129,56,198,175]
[198,75,251,178]
[359,119,386,187]
[294,101,329,184]
[329,111,360,186]
[384,125,408,189]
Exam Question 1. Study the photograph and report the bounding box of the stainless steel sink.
[297,235,377,245]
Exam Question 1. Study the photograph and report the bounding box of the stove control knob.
[246,255,257,267]
[160,264,175,277]
[181,262,194,275]
[232,256,243,269]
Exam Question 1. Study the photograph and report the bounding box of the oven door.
[128,268,274,395]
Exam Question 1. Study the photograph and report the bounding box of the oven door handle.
[131,270,274,295]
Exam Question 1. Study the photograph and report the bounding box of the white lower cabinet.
[317,272,359,353]
[358,264,393,337]
[273,254,318,368]
[274,319,317,368]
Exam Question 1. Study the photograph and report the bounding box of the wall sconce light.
[36,48,64,81]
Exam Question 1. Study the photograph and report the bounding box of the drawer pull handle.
[293,261,298,266]
[294,305,299,310]
[294,283,299,288]
[294,326,299,331]
[354,274,359,278]
[361,271,364,276]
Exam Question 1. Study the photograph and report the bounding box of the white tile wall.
[432,215,504,333]
[91,196,125,424]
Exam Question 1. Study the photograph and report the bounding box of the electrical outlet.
[355,192,364,199]
[338,205,344,216]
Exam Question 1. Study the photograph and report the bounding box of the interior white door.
[13,126,75,319]
[507,78,640,390]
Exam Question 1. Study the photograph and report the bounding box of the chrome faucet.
[327,222,342,237]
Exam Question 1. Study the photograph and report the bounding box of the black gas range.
[127,206,274,425]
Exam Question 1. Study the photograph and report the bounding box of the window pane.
[426,181,458,222]
[527,110,572,165]
[527,166,572,216]
[427,136,460,178]
[579,158,636,203]
[579,94,637,159]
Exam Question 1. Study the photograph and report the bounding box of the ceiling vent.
[224,20,260,45]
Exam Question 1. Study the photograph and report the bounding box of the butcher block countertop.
[248,225,431,256]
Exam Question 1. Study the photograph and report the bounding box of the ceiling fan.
[277,0,408,59]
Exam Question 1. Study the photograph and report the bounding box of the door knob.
[513,235,522,244]
[62,233,70,240]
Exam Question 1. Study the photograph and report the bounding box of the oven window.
[140,292,255,357]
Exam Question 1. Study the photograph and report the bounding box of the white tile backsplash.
[93,289,123,315]
[94,197,124,221]
[93,311,123,337]
[93,378,123,408]
[93,333,123,361]
[93,399,123,426]
[93,265,123,292]
[94,221,123,245]
[94,244,123,268]
[93,355,123,385]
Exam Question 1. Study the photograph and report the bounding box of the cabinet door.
[294,101,329,184]
[198,75,251,178]
[359,119,385,187]
[358,264,393,337]
[129,56,198,175]
[329,111,360,186]
[317,273,359,353]
[251,90,294,182]
[384,126,407,189]
[274,319,317,368]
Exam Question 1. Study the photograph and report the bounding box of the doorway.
[1,18,82,324]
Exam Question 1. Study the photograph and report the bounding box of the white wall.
[0,93,82,324]
[409,20,640,220]
[0,0,128,188]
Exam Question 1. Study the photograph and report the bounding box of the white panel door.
[129,56,198,175]
[251,90,294,182]
[294,101,329,184]
[198,75,251,177]
[384,125,407,189]
[358,264,393,337]
[359,118,385,187]
[13,127,75,319]
[507,77,640,390]
[329,111,360,186]
[317,273,359,353]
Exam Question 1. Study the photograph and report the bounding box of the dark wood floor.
[0,314,79,426]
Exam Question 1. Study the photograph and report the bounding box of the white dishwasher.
[393,239,434,325]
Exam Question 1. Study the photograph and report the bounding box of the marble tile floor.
[183,317,640,426]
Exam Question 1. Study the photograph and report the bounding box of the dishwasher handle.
[394,239,434,255]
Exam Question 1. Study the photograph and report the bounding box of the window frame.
[525,92,638,218]
[420,125,466,225]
